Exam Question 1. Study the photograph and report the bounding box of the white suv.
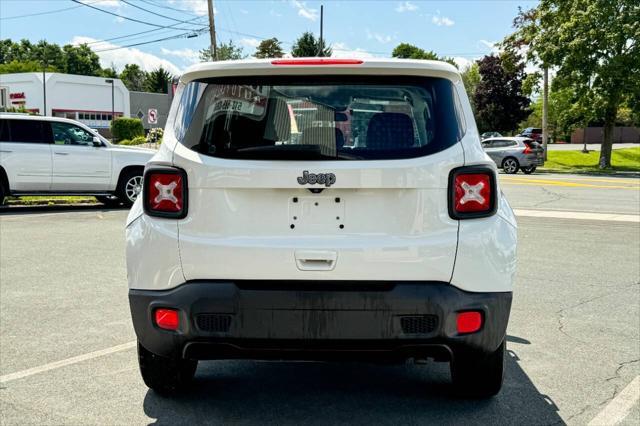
[126,58,518,398]
[0,114,155,206]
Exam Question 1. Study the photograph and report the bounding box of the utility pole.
[319,5,324,57]
[105,79,115,143]
[207,0,217,61]
[41,54,47,116]
[542,66,549,160]
[42,68,47,116]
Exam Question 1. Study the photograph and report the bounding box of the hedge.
[111,117,144,142]
[119,136,147,146]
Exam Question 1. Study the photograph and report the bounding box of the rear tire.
[451,340,505,398]
[521,166,536,174]
[137,342,197,395]
[502,158,520,174]
[0,183,5,206]
[116,169,143,207]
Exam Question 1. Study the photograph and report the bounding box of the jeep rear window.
[174,76,464,160]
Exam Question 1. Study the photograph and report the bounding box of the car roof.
[0,114,84,125]
[180,58,461,84]
[0,114,105,138]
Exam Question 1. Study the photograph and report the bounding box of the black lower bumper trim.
[129,281,512,361]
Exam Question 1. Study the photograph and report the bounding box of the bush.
[119,136,146,145]
[111,117,144,142]
[132,136,147,145]
[147,127,164,144]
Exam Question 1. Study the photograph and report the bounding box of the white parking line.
[588,376,640,425]
[0,341,136,384]
[514,209,640,223]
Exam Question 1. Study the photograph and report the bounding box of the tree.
[254,38,285,59]
[519,85,588,142]
[0,60,57,74]
[291,32,331,57]
[199,40,246,61]
[33,40,65,70]
[504,0,640,168]
[120,64,147,92]
[391,43,457,67]
[461,62,481,114]
[62,43,101,76]
[101,66,118,78]
[144,67,172,94]
[474,54,531,133]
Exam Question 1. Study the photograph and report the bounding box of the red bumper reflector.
[271,58,364,66]
[155,308,179,330]
[457,311,483,334]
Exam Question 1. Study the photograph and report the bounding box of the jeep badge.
[297,171,336,187]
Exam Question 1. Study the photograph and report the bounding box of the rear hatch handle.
[295,250,338,271]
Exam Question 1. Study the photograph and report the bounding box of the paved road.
[546,143,638,151]
[500,173,640,215]
[1,174,639,425]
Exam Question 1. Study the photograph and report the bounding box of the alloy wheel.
[125,175,143,202]
[504,159,518,174]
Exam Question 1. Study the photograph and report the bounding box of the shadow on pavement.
[142,346,560,425]
[0,204,128,215]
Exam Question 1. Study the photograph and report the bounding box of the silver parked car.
[482,137,544,174]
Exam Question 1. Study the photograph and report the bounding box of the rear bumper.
[129,281,512,361]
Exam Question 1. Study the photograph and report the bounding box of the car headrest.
[366,113,414,149]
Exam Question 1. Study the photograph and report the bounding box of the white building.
[0,72,130,129]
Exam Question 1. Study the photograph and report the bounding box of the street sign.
[148,108,157,124]
[136,110,144,120]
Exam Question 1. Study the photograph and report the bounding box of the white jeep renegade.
[126,58,517,398]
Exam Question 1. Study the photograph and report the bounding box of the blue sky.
[0,0,539,74]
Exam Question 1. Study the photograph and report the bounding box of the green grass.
[542,147,640,173]
[5,196,97,206]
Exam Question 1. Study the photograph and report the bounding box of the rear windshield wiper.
[220,144,341,160]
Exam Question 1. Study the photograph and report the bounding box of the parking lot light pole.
[105,79,115,143]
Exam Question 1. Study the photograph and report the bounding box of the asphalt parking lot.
[1,173,639,425]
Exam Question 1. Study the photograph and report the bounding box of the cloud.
[270,10,283,17]
[332,42,375,59]
[71,36,182,75]
[291,0,318,21]
[366,29,392,44]
[395,1,418,13]
[240,9,249,15]
[452,57,473,70]
[178,0,209,16]
[239,38,261,48]
[478,39,500,56]
[160,47,200,64]
[432,15,455,27]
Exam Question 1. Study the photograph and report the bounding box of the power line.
[119,0,204,28]
[94,30,206,53]
[70,0,197,30]
[85,16,207,46]
[0,2,85,20]
[89,25,207,49]
[137,0,201,17]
